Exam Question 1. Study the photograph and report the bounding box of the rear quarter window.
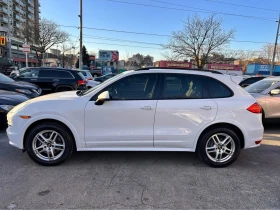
[205,77,233,98]
[77,72,86,80]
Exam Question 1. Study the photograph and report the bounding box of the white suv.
[6,68,264,167]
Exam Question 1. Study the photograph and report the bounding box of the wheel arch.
[194,122,245,151]
[55,85,74,92]
[23,119,78,151]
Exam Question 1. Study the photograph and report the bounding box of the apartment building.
[0,0,40,68]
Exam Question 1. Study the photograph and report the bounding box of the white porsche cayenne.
[7,68,264,167]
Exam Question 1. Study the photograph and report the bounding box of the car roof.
[136,67,223,75]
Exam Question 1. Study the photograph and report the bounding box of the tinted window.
[57,71,73,78]
[245,80,279,93]
[100,73,158,100]
[0,73,14,82]
[19,69,39,78]
[240,77,264,86]
[162,74,205,99]
[38,70,58,78]
[205,77,233,98]
[77,72,86,80]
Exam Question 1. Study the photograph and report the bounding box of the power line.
[83,41,162,49]
[103,0,276,22]
[203,0,279,12]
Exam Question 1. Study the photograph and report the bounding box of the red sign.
[22,44,30,53]
[207,64,241,71]
[89,55,95,61]
[155,61,192,68]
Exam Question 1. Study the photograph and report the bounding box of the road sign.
[22,44,30,53]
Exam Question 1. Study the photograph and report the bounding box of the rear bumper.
[244,126,264,149]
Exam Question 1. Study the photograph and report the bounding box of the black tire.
[25,122,74,166]
[197,128,241,168]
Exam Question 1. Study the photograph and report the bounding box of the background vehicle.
[245,77,280,120]
[0,90,29,126]
[7,68,263,168]
[239,76,266,87]
[93,73,117,83]
[1,66,18,76]
[0,73,41,98]
[11,68,87,94]
[89,68,102,77]
[81,70,101,88]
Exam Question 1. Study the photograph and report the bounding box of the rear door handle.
[53,79,59,82]
[30,79,37,81]
[200,106,212,110]
[141,106,152,110]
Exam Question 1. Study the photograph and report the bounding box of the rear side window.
[57,71,73,78]
[162,74,207,99]
[205,77,233,98]
[240,77,264,86]
[38,70,57,78]
[77,72,86,80]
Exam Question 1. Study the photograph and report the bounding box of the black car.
[0,90,29,125]
[93,73,117,83]
[12,67,87,94]
[239,76,266,87]
[0,73,41,98]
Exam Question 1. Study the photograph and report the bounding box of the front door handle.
[53,79,59,82]
[31,78,37,81]
[141,106,152,110]
[200,106,212,110]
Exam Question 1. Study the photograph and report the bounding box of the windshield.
[245,80,279,93]
[82,72,125,95]
[0,73,14,82]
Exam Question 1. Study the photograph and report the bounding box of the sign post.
[22,43,30,67]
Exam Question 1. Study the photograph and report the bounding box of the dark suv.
[12,68,87,94]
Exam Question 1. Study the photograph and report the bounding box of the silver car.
[245,77,280,120]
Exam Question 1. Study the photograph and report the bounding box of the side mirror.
[270,89,280,96]
[95,91,110,105]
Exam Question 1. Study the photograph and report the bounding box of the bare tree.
[165,14,235,69]
[35,18,69,64]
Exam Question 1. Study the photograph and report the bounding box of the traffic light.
[0,36,6,46]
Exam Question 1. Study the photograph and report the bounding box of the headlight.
[15,89,31,94]
[0,105,15,112]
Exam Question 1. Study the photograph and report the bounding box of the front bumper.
[7,125,24,149]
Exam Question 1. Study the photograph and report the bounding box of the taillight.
[247,103,262,114]
[78,80,86,85]
[88,78,92,80]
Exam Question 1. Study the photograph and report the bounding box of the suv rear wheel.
[197,128,241,167]
[25,122,74,166]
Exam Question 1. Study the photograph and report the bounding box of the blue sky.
[40,0,280,60]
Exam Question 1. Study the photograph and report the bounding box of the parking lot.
[0,124,279,209]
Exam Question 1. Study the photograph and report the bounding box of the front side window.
[19,69,39,78]
[99,73,158,100]
[162,74,205,99]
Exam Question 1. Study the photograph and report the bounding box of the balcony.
[27,6,34,14]
[18,8,24,15]
[13,5,20,12]
[13,13,21,21]
[0,7,8,14]
[0,0,8,5]
[19,0,24,7]
[0,16,8,23]
[13,21,21,28]
[13,0,20,4]
[27,0,34,7]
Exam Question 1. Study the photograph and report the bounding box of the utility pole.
[270,14,280,76]
[6,0,12,61]
[79,0,83,70]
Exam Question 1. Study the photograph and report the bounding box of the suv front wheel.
[197,128,241,167]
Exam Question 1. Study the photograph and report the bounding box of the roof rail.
[135,67,223,74]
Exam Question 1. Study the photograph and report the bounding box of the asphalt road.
[0,124,279,209]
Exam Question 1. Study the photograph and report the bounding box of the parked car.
[0,73,41,98]
[245,77,280,120]
[80,70,101,88]
[89,68,102,77]
[93,73,117,83]
[239,76,266,87]
[1,66,18,76]
[0,90,29,125]
[11,67,87,94]
[7,68,263,167]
